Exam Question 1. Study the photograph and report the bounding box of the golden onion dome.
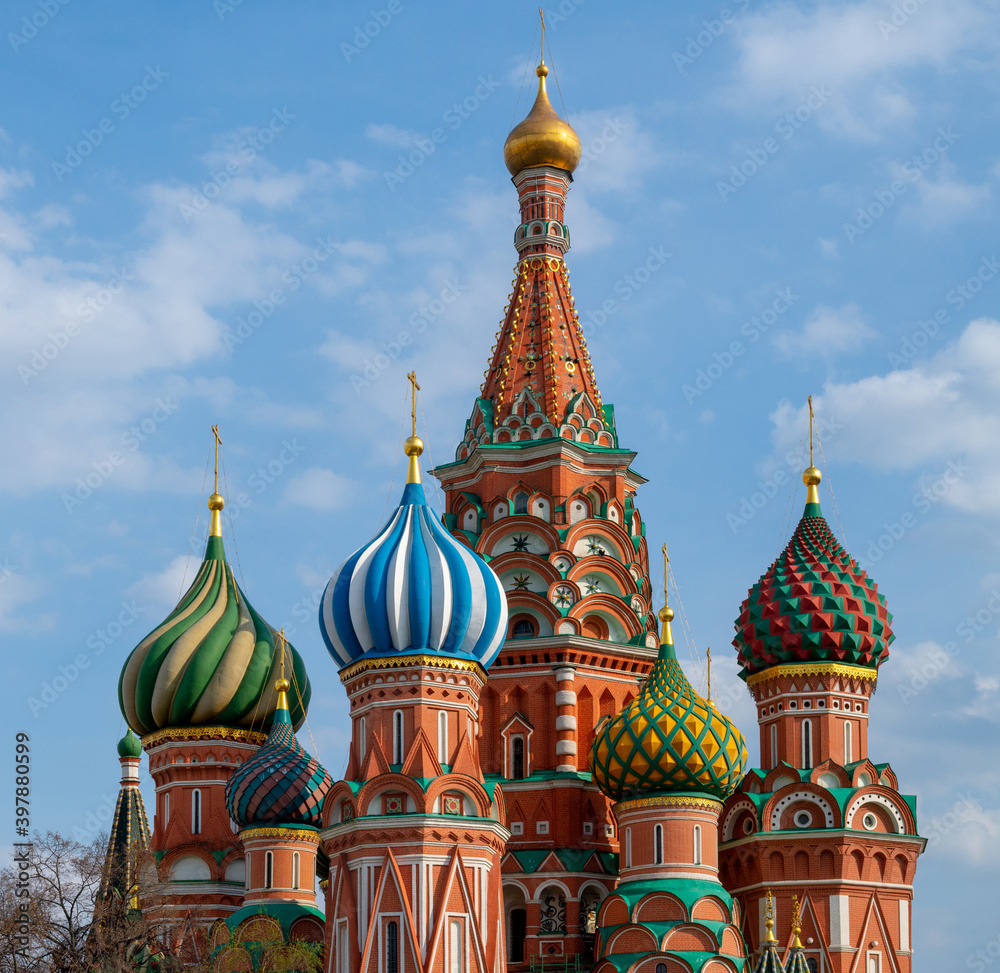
[591,606,748,802]
[503,62,581,176]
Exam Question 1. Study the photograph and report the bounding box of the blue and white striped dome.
[320,481,508,671]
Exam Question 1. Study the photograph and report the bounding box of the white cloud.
[774,302,874,356]
[127,554,194,618]
[284,468,357,511]
[365,123,420,149]
[770,318,1000,513]
[727,0,994,139]
[0,569,51,633]
[818,237,839,259]
[891,160,993,227]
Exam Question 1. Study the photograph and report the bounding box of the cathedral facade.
[101,49,924,973]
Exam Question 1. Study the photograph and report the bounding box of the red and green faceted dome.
[734,498,893,680]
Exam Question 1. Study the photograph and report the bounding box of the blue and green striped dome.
[118,533,310,736]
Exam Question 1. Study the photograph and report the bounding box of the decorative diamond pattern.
[591,644,748,801]
[733,506,893,679]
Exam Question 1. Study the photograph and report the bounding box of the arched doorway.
[504,883,528,964]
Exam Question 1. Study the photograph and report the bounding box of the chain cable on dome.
[817,420,849,551]
[179,456,210,601]
[775,412,808,560]
[510,19,541,131]
[373,385,408,537]
[662,543,707,691]
[540,8,571,122]
[219,450,244,598]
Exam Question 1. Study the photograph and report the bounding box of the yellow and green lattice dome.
[591,609,748,802]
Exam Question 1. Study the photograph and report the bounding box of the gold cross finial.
[803,395,822,504]
[208,425,225,537]
[763,888,777,943]
[707,646,714,707]
[275,628,291,705]
[658,543,674,645]
[791,894,803,948]
[404,372,424,484]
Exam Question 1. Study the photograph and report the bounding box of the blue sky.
[2,0,999,965]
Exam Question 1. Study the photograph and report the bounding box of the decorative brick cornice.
[239,827,320,844]
[745,662,878,690]
[616,795,722,813]
[339,654,485,683]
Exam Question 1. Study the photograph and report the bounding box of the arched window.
[392,710,404,764]
[654,824,663,864]
[386,921,399,973]
[656,965,668,973]
[693,825,702,865]
[438,711,448,764]
[359,716,366,762]
[191,789,201,835]
[844,720,853,763]
[512,736,525,779]
[264,851,273,889]
[512,619,535,640]
[514,492,529,515]
[625,827,632,868]
[770,723,778,769]
[292,851,301,889]
[802,719,813,769]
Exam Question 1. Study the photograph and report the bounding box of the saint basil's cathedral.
[98,42,925,973]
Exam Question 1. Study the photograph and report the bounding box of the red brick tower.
[319,424,511,973]
[431,58,658,969]
[719,409,925,973]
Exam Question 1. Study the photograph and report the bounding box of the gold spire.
[404,371,424,484]
[502,15,581,176]
[707,646,716,709]
[803,395,822,504]
[275,628,290,710]
[791,894,804,949]
[208,424,225,537]
[658,543,674,644]
[763,889,777,943]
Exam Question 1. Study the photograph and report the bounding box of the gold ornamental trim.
[616,795,722,813]
[140,725,268,748]
[240,827,320,844]
[746,662,878,690]
[340,653,485,682]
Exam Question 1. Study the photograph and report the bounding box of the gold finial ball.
[536,61,549,78]
[803,466,822,487]
[275,678,290,693]
[658,606,675,623]
[208,492,225,512]
[404,435,424,458]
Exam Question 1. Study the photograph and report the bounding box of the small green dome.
[117,728,143,758]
